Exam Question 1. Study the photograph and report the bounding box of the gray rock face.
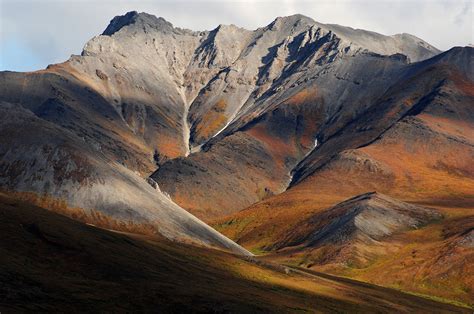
[273,192,442,249]
[0,11,448,247]
[311,192,441,244]
[290,46,474,186]
[102,11,175,36]
[0,102,252,256]
[80,11,440,152]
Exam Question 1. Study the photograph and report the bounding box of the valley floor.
[215,197,474,308]
[0,193,470,313]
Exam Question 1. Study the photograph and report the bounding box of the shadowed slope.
[0,194,469,313]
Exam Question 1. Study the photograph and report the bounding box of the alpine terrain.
[1,11,473,311]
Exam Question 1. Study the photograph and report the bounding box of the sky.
[1,0,473,72]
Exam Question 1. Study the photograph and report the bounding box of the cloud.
[1,0,472,71]
[454,1,470,25]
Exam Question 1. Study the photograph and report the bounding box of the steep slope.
[152,14,441,219]
[152,47,407,218]
[185,14,439,148]
[1,12,203,169]
[0,11,441,225]
[0,12,446,244]
[0,102,250,255]
[212,49,473,236]
[0,193,469,313]
[213,47,474,303]
[291,46,473,186]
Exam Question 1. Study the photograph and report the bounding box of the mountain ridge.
[0,12,457,223]
[0,10,473,306]
[99,11,440,61]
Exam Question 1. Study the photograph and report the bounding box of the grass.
[193,99,229,143]
[214,113,474,305]
[249,247,269,255]
[1,193,469,312]
[387,286,472,309]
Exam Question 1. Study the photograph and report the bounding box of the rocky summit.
[1,11,473,311]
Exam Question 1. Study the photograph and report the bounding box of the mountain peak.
[274,14,315,23]
[268,14,315,30]
[214,23,244,32]
[102,11,174,36]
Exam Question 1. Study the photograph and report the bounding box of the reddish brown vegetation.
[1,193,469,312]
[2,190,159,236]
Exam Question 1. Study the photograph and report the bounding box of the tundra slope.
[270,192,442,250]
[0,194,469,313]
[214,47,474,303]
[0,11,441,227]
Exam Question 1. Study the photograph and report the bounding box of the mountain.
[212,46,474,303]
[0,11,442,235]
[0,193,469,312]
[149,13,441,219]
[0,10,472,307]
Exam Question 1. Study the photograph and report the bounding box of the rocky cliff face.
[0,11,461,249]
[76,11,441,159]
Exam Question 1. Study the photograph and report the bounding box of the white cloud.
[1,0,472,71]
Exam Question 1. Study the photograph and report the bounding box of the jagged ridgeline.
[0,11,472,253]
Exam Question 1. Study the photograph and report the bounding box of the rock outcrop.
[273,192,442,249]
[0,11,460,248]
